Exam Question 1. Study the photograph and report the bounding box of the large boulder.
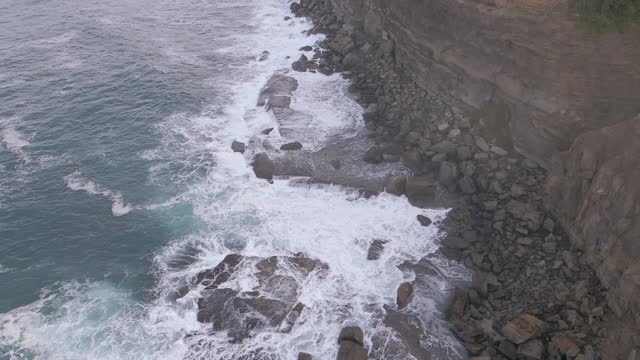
[257,74,298,108]
[404,176,436,204]
[337,326,368,360]
[396,282,414,309]
[252,153,275,180]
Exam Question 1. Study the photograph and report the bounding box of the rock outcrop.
[185,254,325,342]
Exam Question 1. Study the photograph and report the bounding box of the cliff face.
[326,0,640,352]
[328,0,640,168]
[547,116,640,326]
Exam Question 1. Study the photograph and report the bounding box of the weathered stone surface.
[363,146,383,164]
[337,340,368,360]
[298,352,312,360]
[551,334,580,357]
[547,116,640,335]
[501,314,547,345]
[252,153,275,180]
[396,282,414,309]
[327,0,640,167]
[257,74,298,108]
[445,287,467,320]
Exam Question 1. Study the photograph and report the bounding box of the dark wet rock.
[404,176,435,204]
[252,153,275,180]
[396,282,414,309]
[298,353,312,360]
[329,159,342,169]
[231,141,245,153]
[401,151,423,171]
[458,176,476,194]
[367,239,387,260]
[383,175,406,196]
[269,95,292,108]
[416,215,432,227]
[299,45,313,51]
[262,128,274,135]
[501,313,547,344]
[292,60,307,72]
[280,142,303,151]
[363,146,383,164]
[441,235,469,250]
[258,51,270,61]
[338,326,364,346]
[192,254,323,342]
[382,305,432,360]
[337,340,368,360]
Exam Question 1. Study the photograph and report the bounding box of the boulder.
[252,153,275,180]
[338,327,364,346]
[405,176,435,203]
[337,326,368,360]
[231,141,245,153]
[280,142,303,151]
[396,282,414,309]
[298,353,312,360]
[342,50,364,69]
[517,339,544,360]
[384,176,406,196]
[292,60,306,72]
[328,33,355,55]
[337,340,368,360]
[551,334,580,357]
[363,146,383,164]
[416,215,432,227]
[501,313,547,344]
[431,140,457,155]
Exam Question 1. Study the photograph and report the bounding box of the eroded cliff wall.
[328,0,640,168]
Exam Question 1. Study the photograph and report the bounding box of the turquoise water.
[0,0,465,358]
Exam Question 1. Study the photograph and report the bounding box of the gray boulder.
[252,153,275,180]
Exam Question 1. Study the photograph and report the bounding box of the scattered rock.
[517,339,544,359]
[262,128,274,135]
[551,334,580,357]
[258,51,270,61]
[298,352,312,360]
[231,141,245,153]
[280,142,303,150]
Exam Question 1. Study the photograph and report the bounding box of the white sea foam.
[0,0,468,358]
[0,264,13,274]
[64,171,134,216]
[0,118,32,162]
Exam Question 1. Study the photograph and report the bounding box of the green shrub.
[574,0,640,31]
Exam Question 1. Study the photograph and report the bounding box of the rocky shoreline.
[282,0,614,359]
[179,1,623,358]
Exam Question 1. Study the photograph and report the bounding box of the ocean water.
[0,0,466,359]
